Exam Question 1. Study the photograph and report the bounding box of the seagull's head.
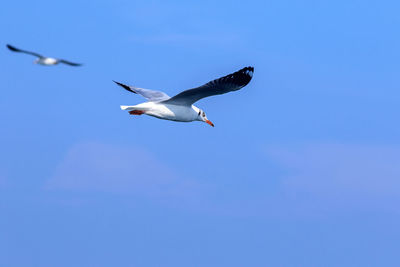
[197,108,214,127]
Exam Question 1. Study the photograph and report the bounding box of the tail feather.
[120,105,135,111]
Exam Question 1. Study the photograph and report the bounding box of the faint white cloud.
[46,142,204,198]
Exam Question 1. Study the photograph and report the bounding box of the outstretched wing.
[58,59,83,66]
[162,66,254,106]
[6,44,44,58]
[113,81,170,102]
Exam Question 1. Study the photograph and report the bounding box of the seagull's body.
[115,66,254,127]
[6,44,82,66]
[35,57,58,66]
[121,102,201,122]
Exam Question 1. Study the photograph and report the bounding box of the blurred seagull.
[114,66,254,127]
[6,44,82,66]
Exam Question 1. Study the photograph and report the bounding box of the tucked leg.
[129,110,145,115]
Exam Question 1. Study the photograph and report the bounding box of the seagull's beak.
[205,119,214,127]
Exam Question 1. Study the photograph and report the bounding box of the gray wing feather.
[162,66,254,106]
[113,81,170,102]
[6,44,44,58]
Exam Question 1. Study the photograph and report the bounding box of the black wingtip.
[113,80,125,87]
[113,80,137,94]
[6,44,18,51]
[244,66,254,78]
[228,66,254,87]
[242,66,254,74]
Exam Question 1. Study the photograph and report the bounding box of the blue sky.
[1,0,400,266]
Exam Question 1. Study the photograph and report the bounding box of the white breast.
[38,57,58,65]
[139,102,198,122]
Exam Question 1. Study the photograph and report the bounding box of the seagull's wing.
[58,59,83,66]
[162,66,254,106]
[6,44,43,58]
[113,81,171,102]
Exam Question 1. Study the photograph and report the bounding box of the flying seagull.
[114,66,254,127]
[6,44,82,66]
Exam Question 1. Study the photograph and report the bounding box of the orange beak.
[206,119,214,127]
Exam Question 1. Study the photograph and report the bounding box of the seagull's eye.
[198,111,201,115]
[202,112,205,117]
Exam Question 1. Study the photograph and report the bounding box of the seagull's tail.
[121,106,146,115]
[120,105,135,111]
[121,105,146,115]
